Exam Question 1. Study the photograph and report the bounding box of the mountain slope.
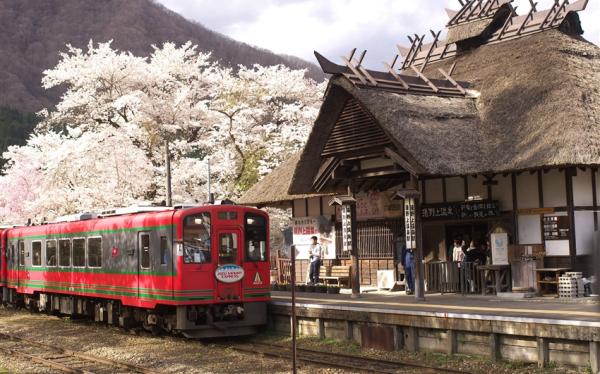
[0,0,324,113]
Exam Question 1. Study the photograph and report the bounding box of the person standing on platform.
[308,236,322,284]
[452,239,465,266]
[401,244,415,295]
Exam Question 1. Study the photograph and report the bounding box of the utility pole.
[165,140,172,207]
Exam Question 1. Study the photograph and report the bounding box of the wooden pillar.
[447,330,458,355]
[592,169,598,231]
[537,337,549,368]
[590,341,600,374]
[393,326,404,351]
[414,194,426,301]
[404,326,418,352]
[316,318,325,339]
[489,333,501,362]
[511,173,519,244]
[565,167,577,268]
[345,321,354,341]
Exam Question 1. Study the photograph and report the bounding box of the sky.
[156,0,600,69]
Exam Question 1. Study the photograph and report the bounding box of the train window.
[18,241,25,266]
[217,211,238,220]
[73,238,85,267]
[32,241,42,266]
[46,240,57,267]
[140,234,150,269]
[218,233,238,265]
[245,214,267,262]
[87,237,102,268]
[59,239,71,267]
[183,213,211,264]
[160,236,168,266]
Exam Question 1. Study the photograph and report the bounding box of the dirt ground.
[0,306,591,374]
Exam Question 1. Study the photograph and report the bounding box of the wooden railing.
[425,261,483,295]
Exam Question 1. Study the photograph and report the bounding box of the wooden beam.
[512,172,519,244]
[438,67,466,95]
[410,65,439,92]
[384,147,419,176]
[383,61,410,89]
[565,167,577,267]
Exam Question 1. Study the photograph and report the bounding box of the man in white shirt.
[308,236,322,284]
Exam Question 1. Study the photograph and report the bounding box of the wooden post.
[345,321,354,341]
[565,167,577,269]
[490,333,501,362]
[447,329,458,355]
[405,326,418,352]
[290,245,298,374]
[317,318,325,339]
[165,140,172,207]
[414,194,425,301]
[537,337,549,368]
[590,341,600,374]
[393,325,404,351]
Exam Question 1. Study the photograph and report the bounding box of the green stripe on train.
[7,281,213,301]
[6,279,212,294]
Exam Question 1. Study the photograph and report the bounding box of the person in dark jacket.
[401,244,415,295]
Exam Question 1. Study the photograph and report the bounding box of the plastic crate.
[565,272,583,279]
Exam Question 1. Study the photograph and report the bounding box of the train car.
[1,204,270,338]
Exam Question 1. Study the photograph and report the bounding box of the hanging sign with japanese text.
[421,200,500,220]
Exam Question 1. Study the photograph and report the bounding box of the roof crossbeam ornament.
[448,0,511,26]
[516,2,538,35]
[419,30,442,72]
[341,48,378,86]
[438,62,467,95]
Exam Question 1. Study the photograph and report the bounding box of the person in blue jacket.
[401,243,415,295]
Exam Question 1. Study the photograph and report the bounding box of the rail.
[0,332,160,374]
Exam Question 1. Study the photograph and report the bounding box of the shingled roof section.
[288,30,600,195]
[239,152,331,206]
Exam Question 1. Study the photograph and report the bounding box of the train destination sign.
[421,200,500,220]
[215,264,245,283]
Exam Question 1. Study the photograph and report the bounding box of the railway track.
[0,332,160,374]
[224,341,473,374]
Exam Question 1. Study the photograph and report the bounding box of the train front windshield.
[183,213,212,264]
[245,213,267,262]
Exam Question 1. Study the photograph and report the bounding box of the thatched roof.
[288,30,600,195]
[239,152,329,206]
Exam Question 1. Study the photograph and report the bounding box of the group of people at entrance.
[450,239,489,266]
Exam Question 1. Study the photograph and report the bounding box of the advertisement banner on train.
[292,216,336,260]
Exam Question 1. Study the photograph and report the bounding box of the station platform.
[268,291,600,370]
[271,291,600,325]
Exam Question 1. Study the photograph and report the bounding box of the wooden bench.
[319,266,351,287]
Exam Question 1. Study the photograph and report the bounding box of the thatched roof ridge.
[239,152,329,206]
[287,30,600,195]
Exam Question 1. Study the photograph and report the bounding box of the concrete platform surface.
[271,291,600,325]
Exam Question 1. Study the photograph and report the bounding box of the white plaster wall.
[573,168,593,207]
[492,174,513,211]
[542,169,566,207]
[467,175,486,199]
[446,177,464,202]
[425,179,444,204]
[575,210,595,255]
[307,197,321,216]
[517,173,539,209]
[518,215,542,244]
[293,199,306,217]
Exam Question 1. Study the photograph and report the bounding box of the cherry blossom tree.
[0,41,323,223]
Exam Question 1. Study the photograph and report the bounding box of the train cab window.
[183,213,211,264]
[46,240,57,267]
[245,214,267,262]
[32,241,42,266]
[218,233,238,265]
[18,241,25,266]
[59,239,71,267]
[87,237,102,268]
[140,234,150,269]
[160,236,168,266]
[73,238,85,267]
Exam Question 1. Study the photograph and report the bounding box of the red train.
[0,204,270,338]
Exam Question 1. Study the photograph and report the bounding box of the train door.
[137,232,151,299]
[17,240,25,288]
[137,231,174,301]
[215,228,243,301]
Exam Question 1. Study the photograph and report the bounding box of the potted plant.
[306,284,316,293]
[297,284,307,292]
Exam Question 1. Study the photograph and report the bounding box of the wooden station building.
[240,0,599,287]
